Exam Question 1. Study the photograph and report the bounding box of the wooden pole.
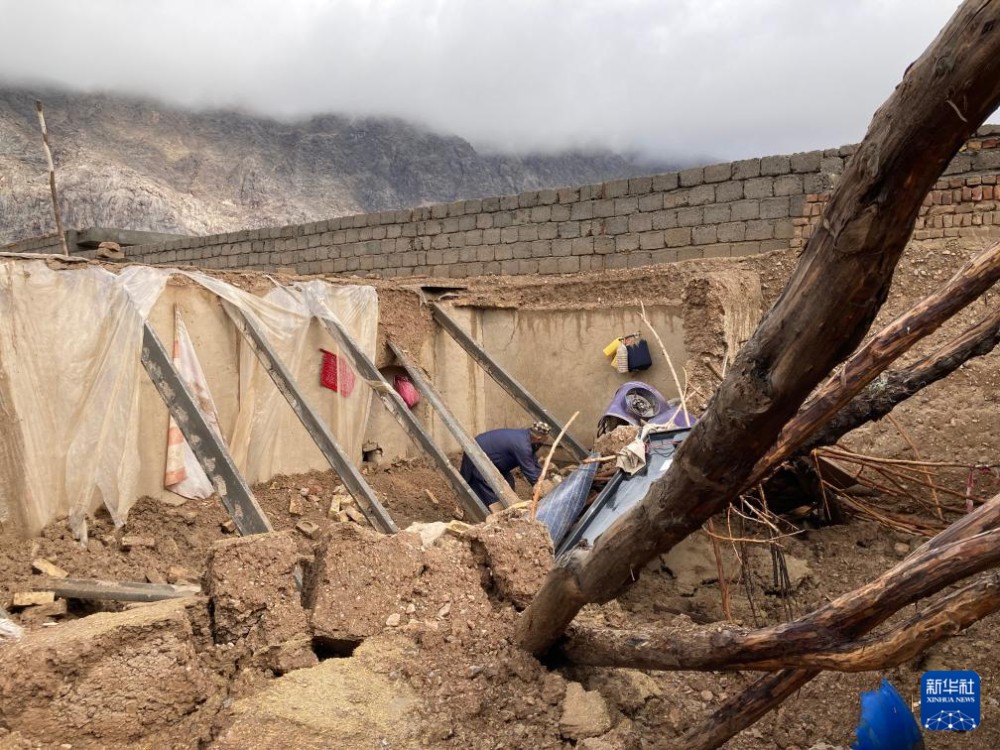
[34,100,70,256]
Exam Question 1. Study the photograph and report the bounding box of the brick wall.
[12,126,1000,277]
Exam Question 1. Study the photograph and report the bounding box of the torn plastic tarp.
[534,458,599,546]
[0,256,377,540]
[165,306,223,500]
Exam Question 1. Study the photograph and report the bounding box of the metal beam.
[388,340,519,509]
[317,315,489,523]
[220,301,398,534]
[33,577,200,603]
[141,322,273,536]
[430,302,589,461]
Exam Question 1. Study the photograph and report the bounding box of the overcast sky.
[0,0,966,161]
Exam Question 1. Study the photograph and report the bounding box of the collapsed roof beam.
[220,301,398,534]
[430,302,588,462]
[33,577,200,603]
[140,322,273,536]
[389,339,519,509]
[317,315,490,523]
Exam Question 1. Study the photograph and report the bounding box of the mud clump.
[204,531,315,673]
[468,513,553,608]
[0,598,221,748]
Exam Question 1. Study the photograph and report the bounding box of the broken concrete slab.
[0,598,219,747]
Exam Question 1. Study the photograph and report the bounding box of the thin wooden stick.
[706,519,733,620]
[820,448,971,469]
[886,413,943,520]
[530,411,579,520]
[639,300,689,419]
[34,100,69,256]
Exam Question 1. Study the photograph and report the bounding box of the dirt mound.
[0,598,221,748]
[213,637,420,749]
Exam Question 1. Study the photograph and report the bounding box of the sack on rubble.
[0,617,24,643]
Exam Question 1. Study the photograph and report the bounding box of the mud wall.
[368,274,762,462]
[30,126,999,280]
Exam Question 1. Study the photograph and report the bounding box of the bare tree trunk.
[517,0,1000,657]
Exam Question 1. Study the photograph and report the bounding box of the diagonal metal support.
[220,301,397,534]
[141,322,273,536]
[389,339,519,509]
[430,302,589,461]
[317,315,489,523]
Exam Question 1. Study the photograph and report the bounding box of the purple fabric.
[602,381,671,427]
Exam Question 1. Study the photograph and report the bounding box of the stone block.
[518,191,540,208]
[760,197,791,219]
[551,204,572,222]
[594,236,615,254]
[704,163,732,183]
[652,172,680,191]
[628,213,653,233]
[679,167,704,187]
[571,201,595,220]
[539,222,559,239]
[538,189,558,205]
[688,184,716,206]
[820,156,844,174]
[746,219,775,241]
[616,235,640,252]
[605,216,629,235]
[733,158,761,180]
[604,179,629,198]
[651,209,678,230]
[531,205,552,223]
[593,199,615,218]
[615,196,639,215]
[518,224,539,242]
[530,240,552,258]
[692,225,718,245]
[715,180,744,202]
[664,228,692,247]
[804,173,834,194]
[745,177,774,199]
[761,155,791,175]
[774,219,795,239]
[790,150,823,173]
[558,221,582,238]
[639,231,665,250]
[551,239,573,256]
[557,188,580,203]
[717,221,748,243]
[638,193,664,212]
[628,176,653,195]
[571,237,595,255]
[773,174,804,196]
[557,256,581,273]
[704,204,731,224]
[676,207,704,226]
[538,257,560,274]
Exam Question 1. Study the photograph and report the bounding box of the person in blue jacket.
[460,421,551,510]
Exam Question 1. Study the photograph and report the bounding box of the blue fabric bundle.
[853,679,924,750]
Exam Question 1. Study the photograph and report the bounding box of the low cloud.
[0,0,963,160]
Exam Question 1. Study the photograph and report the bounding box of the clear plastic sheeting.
[0,256,378,539]
[0,259,167,540]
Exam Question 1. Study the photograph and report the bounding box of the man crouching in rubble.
[460,421,551,512]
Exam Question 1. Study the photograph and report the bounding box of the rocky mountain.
[0,88,679,245]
